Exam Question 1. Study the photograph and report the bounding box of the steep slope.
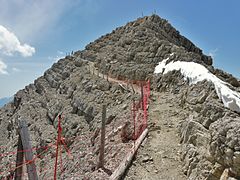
[80,15,213,81]
[0,14,240,179]
[0,57,138,179]
[80,14,239,87]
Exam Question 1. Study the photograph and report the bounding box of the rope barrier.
[0,78,150,179]
[0,143,55,158]
[1,143,51,179]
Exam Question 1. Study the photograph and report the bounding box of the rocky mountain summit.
[0,14,240,179]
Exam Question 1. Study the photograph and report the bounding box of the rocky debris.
[106,114,116,125]
[120,121,134,143]
[152,70,186,93]
[125,91,186,180]
[210,117,240,177]
[141,154,153,163]
[0,51,135,178]
[154,70,240,179]
[46,100,63,124]
[215,68,240,88]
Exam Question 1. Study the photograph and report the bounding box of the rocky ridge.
[0,57,136,179]
[151,71,240,179]
[0,14,240,179]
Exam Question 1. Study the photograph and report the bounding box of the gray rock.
[1,14,240,179]
[142,154,153,163]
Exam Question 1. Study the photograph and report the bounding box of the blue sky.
[0,0,239,98]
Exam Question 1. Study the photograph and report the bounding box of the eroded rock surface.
[0,14,240,179]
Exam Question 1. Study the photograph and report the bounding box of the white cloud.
[0,59,8,74]
[57,51,64,55]
[0,0,81,41]
[208,48,218,58]
[48,50,66,62]
[0,25,35,57]
[0,1,100,41]
[12,67,20,72]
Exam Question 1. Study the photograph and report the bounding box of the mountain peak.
[79,14,212,83]
[1,14,240,180]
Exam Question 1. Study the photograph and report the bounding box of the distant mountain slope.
[0,97,12,107]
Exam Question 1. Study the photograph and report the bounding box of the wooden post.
[132,100,136,143]
[54,115,62,180]
[110,129,148,180]
[141,82,144,110]
[98,104,107,168]
[14,136,24,180]
[18,119,38,180]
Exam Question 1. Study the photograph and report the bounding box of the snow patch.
[154,58,240,113]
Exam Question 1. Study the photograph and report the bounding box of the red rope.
[1,145,50,178]
[61,137,73,159]
[0,82,151,179]
[60,142,63,175]
[54,114,62,180]
[133,100,136,149]
[0,143,54,158]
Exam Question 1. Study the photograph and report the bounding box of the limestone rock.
[0,14,240,179]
